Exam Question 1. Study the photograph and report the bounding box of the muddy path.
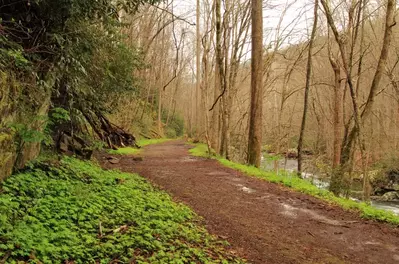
[99,140,399,264]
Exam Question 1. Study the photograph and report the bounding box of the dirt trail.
[100,140,399,264]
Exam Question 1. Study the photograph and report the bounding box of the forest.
[1,0,399,263]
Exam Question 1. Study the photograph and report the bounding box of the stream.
[261,155,399,215]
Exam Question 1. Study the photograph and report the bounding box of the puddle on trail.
[280,203,399,260]
[207,171,256,194]
[364,241,381,246]
[180,156,197,162]
[256,194,275,200]
[225,176,244,183]
[206,171,231,176]
[281,204,298,218]
[234,183,256,194]
[280,203,343,226]
[241,187,256,193]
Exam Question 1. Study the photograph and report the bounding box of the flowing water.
[261,155,399,215]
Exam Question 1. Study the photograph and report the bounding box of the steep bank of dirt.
[99,140,399,264]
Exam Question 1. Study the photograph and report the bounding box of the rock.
[302,149,314,156]
[0,131,15,180]
[381,191,399,201]
[59,141,69,153]
[285,148,298,159]
[57,132,93,159]
[107,157,120,164]
[367,170,381,181]
[1,72,52,180]
[387,169,399,184]
[374,186,397,196]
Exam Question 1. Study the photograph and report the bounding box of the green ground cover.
[0,156,244,263]
[108,138,171,155]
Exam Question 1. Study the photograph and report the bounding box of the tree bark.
[247,0,263,167]
[196,0,201,136]
[328,52,345,168]
[328,52,345,193]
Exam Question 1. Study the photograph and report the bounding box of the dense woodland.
[1,0,399,198]
[3,0,399,263]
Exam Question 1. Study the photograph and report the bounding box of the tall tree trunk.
[201,35,212,155]
[331,61,344,168]
[328,52,345,193]
[211,68,221,150]
[214,0,227,157]
[196,0,201,136]
[247,0,263,167]
[297,0,318,175]
[211,0,224,152]
[157,27,166,135]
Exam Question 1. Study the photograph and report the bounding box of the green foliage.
[189,143,212,157]
[2,0,157,153]
[138,138,171,147]
[9,121,52,148]
[0,46,28,69]
[189,144,399,225]
[165,127,177,138]
[132,110,154,136]
[49,108,71,124]
[261,144,272,153]
[0,157,245,263]
[109,139,171,155]
[161,110,184,138]
[49,20,147,123]
[73,25,146,113]
[109,147,141,155]
[0,36,29,69]
[369,154,399,188]
[44,108,72,143]
[263,153,283,162]
[90,140,107,151]
[168,114,185,137]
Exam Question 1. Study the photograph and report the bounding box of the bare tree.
[298,0,319,175]
[321,0,396,198]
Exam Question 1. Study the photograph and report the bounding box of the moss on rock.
[0,70,51,180]
[0,131,15,180]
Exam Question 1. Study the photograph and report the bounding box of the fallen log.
[82,110,138,150]
[50,80,138,156]
[52,110,137,158]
